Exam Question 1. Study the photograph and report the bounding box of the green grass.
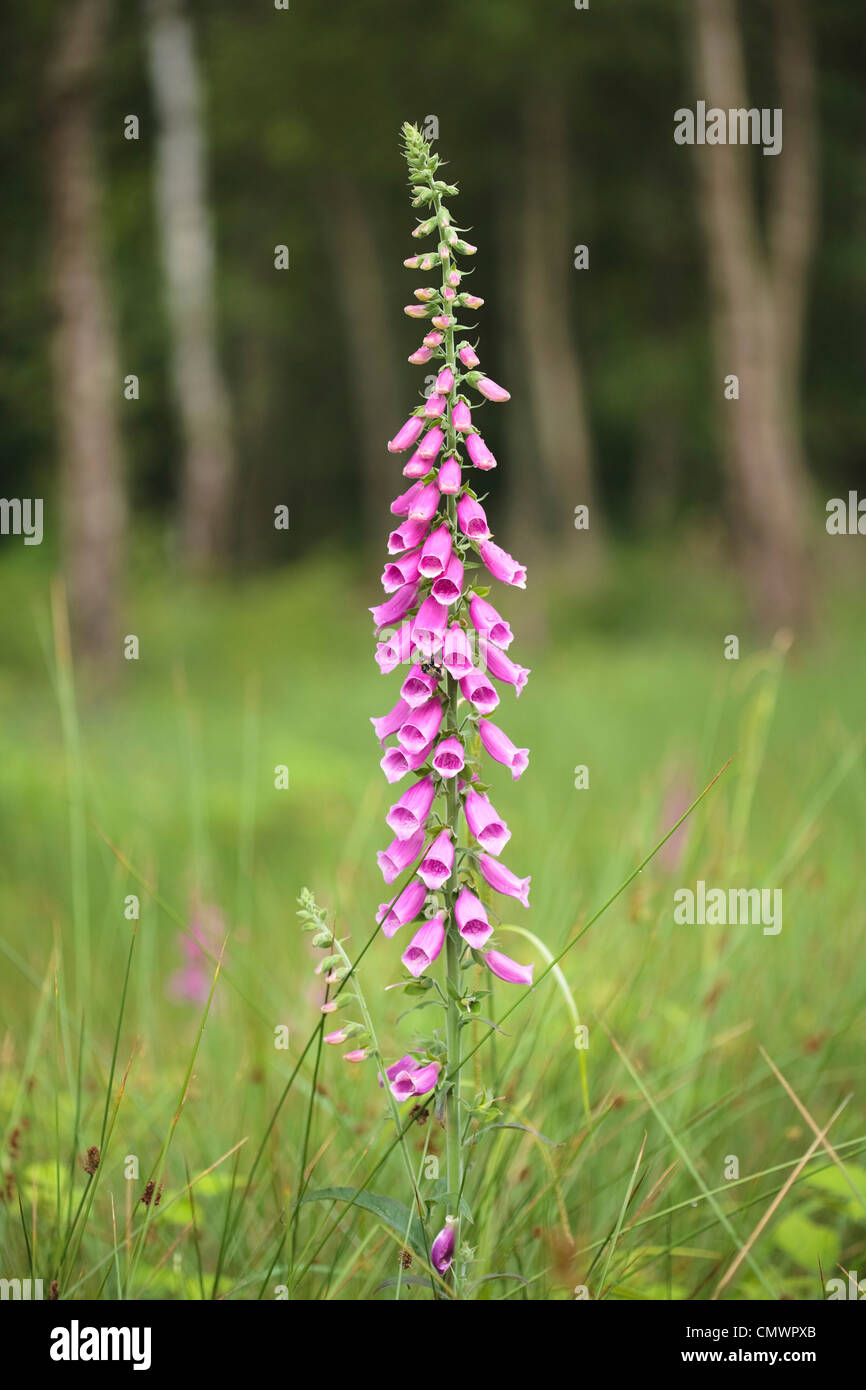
[0,539,864,1300]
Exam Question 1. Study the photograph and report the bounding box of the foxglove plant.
[308,125,535,1293]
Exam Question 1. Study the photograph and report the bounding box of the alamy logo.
[0,497,43,545]
[674,101,782,157]
[674,880,782,935]
[50,1320,152,1372]
[0,1277,43,1299]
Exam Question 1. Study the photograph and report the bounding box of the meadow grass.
[0,539,864,1300]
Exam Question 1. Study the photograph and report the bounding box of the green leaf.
[300,1187,426,1256]
[771,1210,839,1271]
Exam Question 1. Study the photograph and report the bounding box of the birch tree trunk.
[146,0,234,571]
[46,0,127,666]
[692,0,815,631]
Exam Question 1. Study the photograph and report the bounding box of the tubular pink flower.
[407,481,440,523]
[388,1058,440,1102]
[436,366,455,393]
[484,948,533,987]
[380,737,435,783]
[441,622,474,678]
[456,494,491,540]
[324,1028,350,1045]
[418,829,454,890]
[416,424,445,460]
[386,774,436,840]
[478,539,527,588]
[400,662,439,708]
[460,293,484,310]
[423,330,444,348]
[381,549,421,593]
[377,827,425,884]
[424,392,446,419]
[478,852,530,908]
[377,878,427,938]
[431,313,454,330]
[402,451,431,479]
[463,788,511,856]
[401,912,446,977]
[459,665,499,714]
[457,342,480,368]
[432,735,465,779]
[404,303,430,319]
[447,269,461,287]
[371,696,410,743]
[412,595,448,655]
[419,523,453,579]
[431,552,464,606]
[397,696,443,754]
[465,431,497,470]
[474,376,510,402]
[469,594,513,649]
[408,344,434,365]
[431,1220,456,1275]
[375,622,414,674]
[437,456,461,494]
[414,287,437,302]
[388,414,425,453]
[369,582,418,630]
[390,481,424,517]
[479,718,529,779]
[454,887,493,949]
[485,643,530,696]
[343,1049,369,1062]
[452,399,472,432]
[388,517,428,554]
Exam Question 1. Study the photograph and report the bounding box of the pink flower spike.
[431,552,464,607]
[479,539,527,588]
[369,581,418,630]
[484,948,533,987]
[485,643,530,696]
[419,523,453,579]
[435,366,455,393]
[371,696,410,744]
[478,852,531,908]
[469,594,513,649]
[457,494,490,540]
[479,718,530,779]
[452,399,472,433]
[459,666,499,715]
[438,456,462,495]
[418,829,454,890]
[464,789,511,857]
[424,393,446,419]
[376,827,425,885]
[409,345,434,365]
[423,330,444,349]
[386,774,436,841]
[407,480,440,523]
[377,878,427,938]
[388,414,425,453]
[432,735,465,779]
[465,431,497,471]
[401,912,446,978]
[458,342,480,368]
[454,887,493,949]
